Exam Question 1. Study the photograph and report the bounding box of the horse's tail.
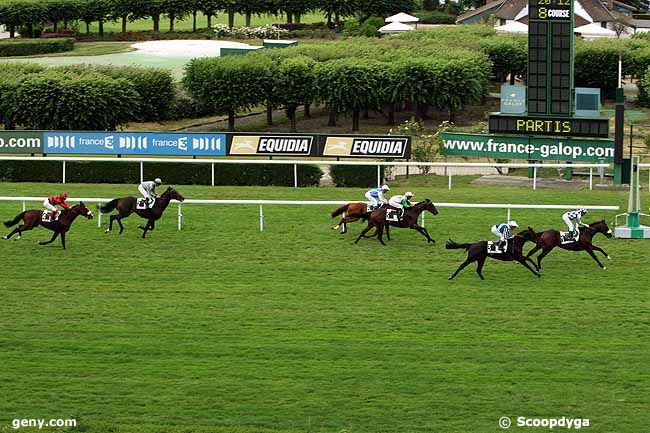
[445,239,472,250]
[4,211,26,228]
[99,199,119,213]
[331,204,348,218]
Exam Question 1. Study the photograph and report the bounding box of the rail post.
[140,162,144,184]
[589,168,593,190]
[211,163,215,187]
[97,208,101,228]
[533,166,537,190]
[293,164,298,188]
[22,200,26,212]
[62,161,66,184]
[377,165,381,188]
[259,205,265,232]
[177,203,183,230]
[448,172,452,190]
[507,207,511,221]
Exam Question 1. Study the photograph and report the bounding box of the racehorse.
[354,199,438,245]
[525,220,613,270]
[3,202,93,249]
[446,227,540,280]
[331,202,373,233]
[99,187,185,238]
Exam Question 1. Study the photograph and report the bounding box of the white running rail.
[0,156,609,191]
[0,197,620,232]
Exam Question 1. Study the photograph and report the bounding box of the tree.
[423,0,438,11]
[43,0,81,32]
[234,0,273,27]
[317,0,358,27]
[276,0,317,24]
[183,56,273,131]
[79,0,111,34]
[109,0,134,32]
[197,0,225,28]
[274,56,315,132]
[356,0,417,22]
[128,0,164,31]
[162,0,191,31]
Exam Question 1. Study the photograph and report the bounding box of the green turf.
[0,176,648,433]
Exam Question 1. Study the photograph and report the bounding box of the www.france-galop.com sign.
[441,132,614,162]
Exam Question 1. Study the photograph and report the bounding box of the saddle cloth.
[487,240,507,254]
[41,211,59,223]
[136,198,155,210]
[560,231,579,245]
[386,208,399,222]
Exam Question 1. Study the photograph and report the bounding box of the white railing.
[0,155,609,191]
[0,197,620,232]
[640,163,650,192]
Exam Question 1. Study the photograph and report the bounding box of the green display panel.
[527,0,574,117]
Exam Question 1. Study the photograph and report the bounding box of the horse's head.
[75,202,94,220]
[518,226,537,243]
[163,187,185,202]
[590,220,612,238]
[422,199,439,215]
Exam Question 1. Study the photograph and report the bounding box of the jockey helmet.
[508,220,519,227]
[579,207,588,214]
[61,192,68,199]
[154,178,162,185]
[381,184,390,191]
[405,191,414,198]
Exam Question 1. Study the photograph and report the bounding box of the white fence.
[640,163,650,192]
[0,156,609,191]
[0,197,620,232]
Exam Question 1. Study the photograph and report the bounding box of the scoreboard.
[488,114,610,138]
[528,0,573,116]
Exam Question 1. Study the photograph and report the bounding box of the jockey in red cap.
[43,193,71,219]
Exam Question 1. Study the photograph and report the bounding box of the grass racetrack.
[1,177,648,433]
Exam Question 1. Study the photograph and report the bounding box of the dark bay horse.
[331,202,372,234]
[526,220,613,270]
[3,202,93,249]
[446,227,540,280]
[354,199,438,245]
[100,187,185,238]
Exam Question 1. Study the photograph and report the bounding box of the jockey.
[388,192,414,219]
[43,193,71,218]
[490,220,519,248]
[563,208,588,239]
[365,184,390,210]
[139,178,162,206]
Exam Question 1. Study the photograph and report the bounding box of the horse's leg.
[517,255,541,277]
[385,224,391,241]
[39,231,59,245]
[476,256,487,280]
[449,259,473,280]
[106,215,115,233]
[4,226,22,240]
[14,221,36,240]
[536,248,553,270]
[141,220,153,239]
[419,225,435,243]
[116,216,125,234]
[412,225,434,243]
[60,232,66,249]
[526,244,541,259]
[376,225,386,246]
[355,224,373,244]
[585,248,606,269]
[591,245,612,261]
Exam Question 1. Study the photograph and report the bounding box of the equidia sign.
[322,136,410,158]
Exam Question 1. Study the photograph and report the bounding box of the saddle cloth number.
[137,198,154,209]
[560,231,578,244]
[41,211,58,222]
[487,240,507,254]
[386,209,399,222]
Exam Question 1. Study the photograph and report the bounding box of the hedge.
[637,67,650,107]
[330,165,386,188]
[0,37,73,57]
[415,11,457,24]
[0,161,323,186]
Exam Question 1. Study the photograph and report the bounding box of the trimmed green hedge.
[637,67,650,107]
[330,165,386,188]
[0,37,74,57]
[415,11,457,24]
[0,161,323,186]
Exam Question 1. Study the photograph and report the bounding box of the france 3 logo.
[44,133,226,156]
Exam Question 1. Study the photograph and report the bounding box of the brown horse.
[525,220,613,270]
[100,187,184,238]
[331,202,379,233]
[3,202,94,249]
[354,199,438,245]
[446,227,540,280]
